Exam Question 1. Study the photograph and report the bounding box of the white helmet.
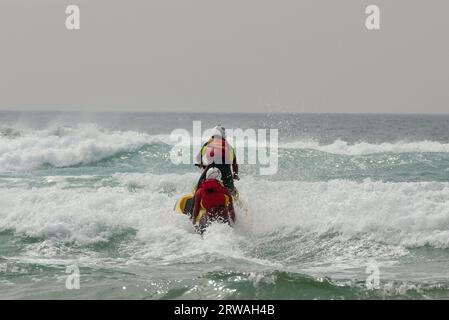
[211,125,226,138]
[206,167,222,181]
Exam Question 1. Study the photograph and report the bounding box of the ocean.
[1,111,449,299]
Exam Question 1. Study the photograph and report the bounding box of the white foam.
[3,124,449,172]
[2,173,449,255]
[281,139,449,155]
[0,124,171,171]
[238,177,449,248]
[0,172,277,268]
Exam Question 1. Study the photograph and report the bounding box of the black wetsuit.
[196,139,238,194]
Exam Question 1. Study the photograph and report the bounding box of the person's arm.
[195,149,204,168]
[191,189,202,225]
[195,143,208,168]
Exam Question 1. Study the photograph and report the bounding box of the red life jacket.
[199,179,229,211]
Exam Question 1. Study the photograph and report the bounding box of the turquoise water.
[1,111,449,299]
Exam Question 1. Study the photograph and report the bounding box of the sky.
[0,0,448,113]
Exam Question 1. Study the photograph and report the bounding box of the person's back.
[192,168,236,232]
[202,136,234,166]
[195,125,239,194]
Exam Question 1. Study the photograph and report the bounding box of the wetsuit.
[196,137,238,194]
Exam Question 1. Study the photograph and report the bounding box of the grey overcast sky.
[0,0,448,113]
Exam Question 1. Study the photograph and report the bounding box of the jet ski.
[175,146,241,232]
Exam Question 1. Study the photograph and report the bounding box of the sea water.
[1,111,449,299]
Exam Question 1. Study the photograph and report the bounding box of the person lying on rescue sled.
[191,167,236,234]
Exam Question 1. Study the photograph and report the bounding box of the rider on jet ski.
[195,125,239,195]
[192,167,236,233]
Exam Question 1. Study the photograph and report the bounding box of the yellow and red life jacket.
[201,138,235,165]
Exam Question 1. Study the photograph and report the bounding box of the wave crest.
[282,139,449,155]
[0,124,169,171]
